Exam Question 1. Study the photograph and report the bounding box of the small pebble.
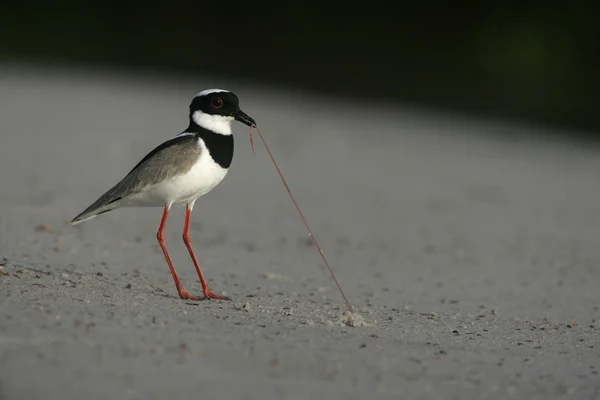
[35,224,54,233]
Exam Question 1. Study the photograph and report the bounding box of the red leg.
[156,204,201,301]
[183,203,229,300]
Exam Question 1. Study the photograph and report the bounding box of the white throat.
[192,110,233,136]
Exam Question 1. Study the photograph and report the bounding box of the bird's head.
[189,89,256,135]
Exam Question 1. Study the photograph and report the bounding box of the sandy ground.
[0,63,599,400]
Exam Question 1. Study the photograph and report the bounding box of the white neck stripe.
[192,110,233,136]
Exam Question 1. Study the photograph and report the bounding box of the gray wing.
[71,134,201,224]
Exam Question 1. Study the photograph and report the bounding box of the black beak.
[234,109,256,127]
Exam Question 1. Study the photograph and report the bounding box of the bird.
[71,88,256,301]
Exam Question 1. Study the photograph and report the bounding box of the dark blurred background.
[1,2,598,136]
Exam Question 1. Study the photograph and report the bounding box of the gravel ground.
[0,63,599,400]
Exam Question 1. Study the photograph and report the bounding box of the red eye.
[210,97,223,108]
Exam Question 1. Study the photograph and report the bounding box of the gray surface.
[0,63,599,400]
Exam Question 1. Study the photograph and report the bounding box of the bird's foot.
[204,289,230,300]
[178,289,202,301]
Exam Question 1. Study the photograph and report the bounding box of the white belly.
[124,140,229,207]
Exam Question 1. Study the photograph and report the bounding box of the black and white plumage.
[72,89,255,224]
[71,88,256,301]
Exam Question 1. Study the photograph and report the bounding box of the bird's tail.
[71,201,120,225]
[71,170,134,225]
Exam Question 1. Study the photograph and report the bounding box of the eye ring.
[210,97,223,109]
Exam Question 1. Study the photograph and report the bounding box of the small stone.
[35,224,54,233]
[242,302,251,312]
